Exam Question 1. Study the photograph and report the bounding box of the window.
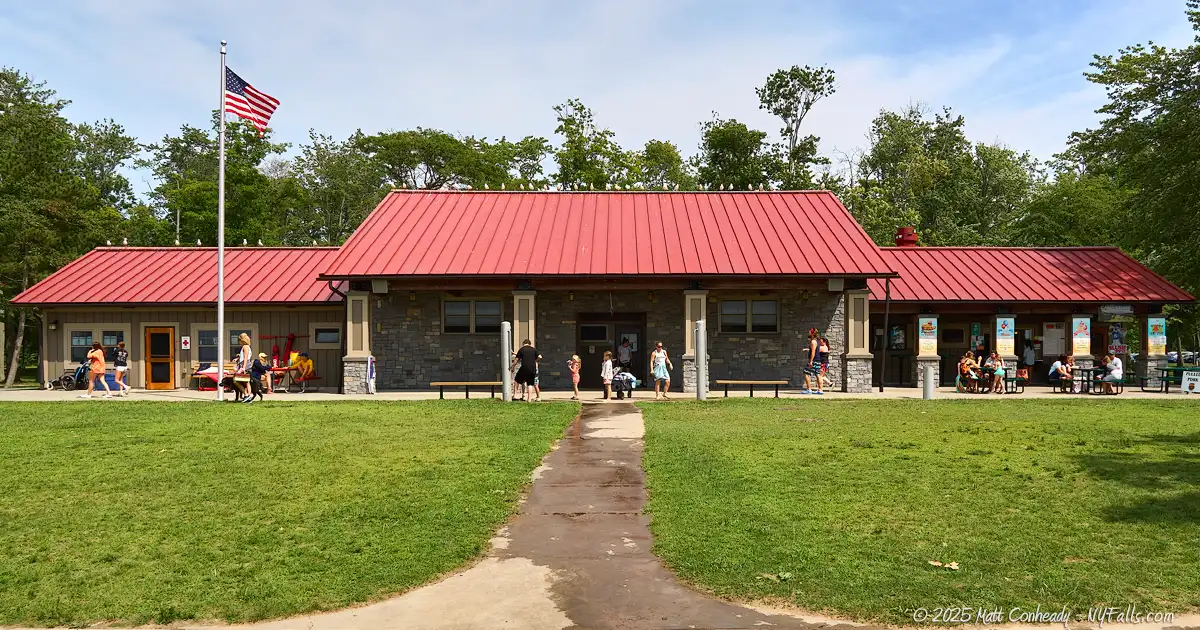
[103,330,125,362]
[443,299,502,334]
[942,327,965,345]
[721,299,779,333]
[70,331,93,363]
[309,322,344,349]
[314,328,340,345]
[228,328,252,362]
[197,330,219,363]
[580,324,609,342]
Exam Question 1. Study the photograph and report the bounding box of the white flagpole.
[217,40,227,401]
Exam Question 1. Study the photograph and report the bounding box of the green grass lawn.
[0,400,576,627]
[641,399,1200,624]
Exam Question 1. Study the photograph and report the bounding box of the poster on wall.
[1108,323,1128,355]
[995,317,1015,356]
[1071,317,1092,356]
[1147,316,1167,356]
[1043,322,1065,357]
[918,317,938,356]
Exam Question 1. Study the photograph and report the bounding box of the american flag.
[224,67,279,134]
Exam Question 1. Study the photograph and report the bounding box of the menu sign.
[996,317,1015,356]
[1072,317,1092,356]
[1147,316,1167,356]
[918,317,938,356]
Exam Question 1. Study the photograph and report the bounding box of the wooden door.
[145,327,175,390]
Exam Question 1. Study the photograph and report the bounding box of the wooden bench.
[191,362,236,391]
[430,381,502,399]
[714,380,789,398]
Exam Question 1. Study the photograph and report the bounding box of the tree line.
[3,2,1200,383]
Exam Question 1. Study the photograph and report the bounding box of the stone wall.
[704,290,844,389]
[844,358,873,393]
[913,356,940,391]
[536,291,685,391]
[343,357,370,394]
[1138,355,1166,390]
[371,292,513,390]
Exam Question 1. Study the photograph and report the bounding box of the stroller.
[47,359,90,391]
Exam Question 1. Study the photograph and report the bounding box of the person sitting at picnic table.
[1100,353,1123,394]
[985,352,1006,394]
[957,351,980,393]
[1048,354,1071,387]
[290,352,314,380]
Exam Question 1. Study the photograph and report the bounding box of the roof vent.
[894,226,919,247]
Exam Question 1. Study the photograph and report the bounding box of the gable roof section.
[868,247,1193,303]
[321,191,897,278]
[13,248,345,306]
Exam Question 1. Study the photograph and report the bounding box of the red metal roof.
[321,191,897,278]
[868,247,1194,303]
[13,248,345,306]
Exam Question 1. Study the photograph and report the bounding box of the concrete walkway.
[174,403,848,630]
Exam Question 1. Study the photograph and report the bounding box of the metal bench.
[430,381,502,399]
[1003,376,1026,394]
[714,379,789,398]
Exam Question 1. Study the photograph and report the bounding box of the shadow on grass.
[1074,432,1200,524]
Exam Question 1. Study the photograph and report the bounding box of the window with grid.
[198,330,218,363]
[102,330,125,362]
[750,300,778,333]
[720,300,778,333]
[444,300,502,334]
[70,331,93,363]
[228,329,252,364]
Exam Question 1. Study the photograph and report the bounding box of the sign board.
[995,317,1015,356]
[367,355,377,394]
[1147,317,1167,356]
[1043,322,1065,357]
[971,323,980,337]
[918,317,938,356]
[1182,371,1200,395]
[1071,317,1092,356]
[1107,322,1127,356]
[180,336,191,350]
[1099,304,1134,320]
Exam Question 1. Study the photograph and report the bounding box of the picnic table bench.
[714,379,789,398]
[1003,375,1026,394]
[430,381,502,399]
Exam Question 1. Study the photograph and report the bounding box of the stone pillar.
[342,291,372,394]
[682,290,707,393]
[912,314,940,388]
[513,291,536,346]
[842,289,872,393]
[1138,313,1168,389]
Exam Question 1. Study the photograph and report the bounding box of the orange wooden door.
[145,327,175,390]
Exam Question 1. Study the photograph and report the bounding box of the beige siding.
[43,306,344,390]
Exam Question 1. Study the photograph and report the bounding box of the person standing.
[617,338,633,371]
[234,333,254,402]
[80,342,113,399]
[803,328,823,395]
[601,350,614,400]
[113,340,130,396]
[651,341,673,399]
[568,355,581,401]
[512,339,540,402]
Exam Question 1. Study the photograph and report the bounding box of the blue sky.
[2,0,1195,192]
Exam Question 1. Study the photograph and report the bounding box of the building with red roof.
[13,190,1192,393]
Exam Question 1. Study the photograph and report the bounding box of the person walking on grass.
[80,342,113,399]
[651,341,673,399]
[113,340,131,396]
[601,350,615,400]
[802,328,823,395]
[568,354,582,400]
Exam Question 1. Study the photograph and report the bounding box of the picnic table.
[1081,366,1121,395]
[1157,366,1200,393]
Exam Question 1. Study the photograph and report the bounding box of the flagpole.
[217,40,227,401]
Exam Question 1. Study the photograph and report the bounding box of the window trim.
[308,322,343,349]
[188,322,259,368]
[718,298,780,335]
[63,323,132,370]
[442,297,504,335]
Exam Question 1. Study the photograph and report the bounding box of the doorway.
[145,327,175,390]
[576,313,646,389]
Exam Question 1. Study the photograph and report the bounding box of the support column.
[842,289,872,393]
[342,291,373,394]
[513,290,536,346]
[913,314,940,389]
[1069,314,1094,372]
[682,289,707,393]
[1138,313,1168,389]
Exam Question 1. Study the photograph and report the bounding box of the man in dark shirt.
[512,340,541,401]
[974,342,988,363]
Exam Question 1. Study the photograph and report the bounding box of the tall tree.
[552,99,637,189]
[289,130,388,245]
[1067,1,1200,296]
[692,115,784,191]
[639,139,695,190]
[357,129,549,190]
[757,64,836,189]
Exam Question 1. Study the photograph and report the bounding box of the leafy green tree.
[1013,164,1132,247]
[357,129,549,190]
[1067,1,1200,297]
[289,130,388,244]
[692,114,784,191]
[639,139,695,190]
[757,65,836,189]
[551,99,637,189]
